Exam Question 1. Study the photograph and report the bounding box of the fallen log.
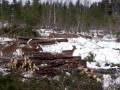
[35,67,59,76]
[112,48,120,50]
[19,38,68,45]
[78,34,93,39]
[34,59,86,76]
[46,60,67,68]
[49,33,79,38]
[31,58,86,69]
[30,52,81,60]
[0,57,10,62]
[91,68,120,74]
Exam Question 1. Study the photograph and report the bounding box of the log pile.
[18,37,68,45]
[0,57,10,65]
[49,33,79,38]
[30,52,81,60]
[0,51,101,81]
[33,55,100,81]
[29,52,87,77]
[3,51,85,76]
[36,67,59,77]
[78,34,93,39]
[0,37,101,81]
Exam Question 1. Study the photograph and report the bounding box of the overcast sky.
[5,0,102,5]
[7,0,102,5]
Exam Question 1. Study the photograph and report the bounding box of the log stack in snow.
[18,36,68,45]
[49,33,79,38]
[30,52,81,60]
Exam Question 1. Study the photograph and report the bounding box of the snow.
[97,41,120,49]
[1,32,120,89]
[65,72,71,76]
[73,48,93,59]
[36,29,56,37]
[40,64,48,67]
[1,33,120,87]
[41,34,120,69]
[103,74,120,90]
[94,48,120,64]
[103,75,112,89]
[13,49,23,56]
[22,71,33,78]
[0,37,13,42]
[41,42,74,53]
[87,62,118,69]
[71,37,120,68]
[0,68,9,75]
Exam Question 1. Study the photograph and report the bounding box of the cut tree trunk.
[18,37,68,45]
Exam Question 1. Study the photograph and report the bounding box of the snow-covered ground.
[41,35,120,69]
[1,31,120,90]
[39,32,120,90]
[0,32,119,69]
[103,74,120,90]
[0,37,13,43]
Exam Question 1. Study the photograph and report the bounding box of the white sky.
[7,0,102,4]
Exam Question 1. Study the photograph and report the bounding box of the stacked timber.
[36,67,59,77]
[49,33,78,38]
[78,34,93,39]
[18,37,68,45]
[29,52,86,77]
[0,53,101,81]
[30,52,81,60]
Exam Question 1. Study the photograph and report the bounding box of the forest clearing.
[1,0,120,90]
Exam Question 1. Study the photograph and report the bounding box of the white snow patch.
[95,48,120,64]
[0,67,9,75]
[23,71,33,78]
[103,74,120,90]
[66,72,71,76]
[13,49,23,56]
[41,42,74,53]
[87,62,118,69]
[0,37,13,42]
[103,75,112,89]
[41,35,120,69]
[40,64,48,67]
[36,29,56,37]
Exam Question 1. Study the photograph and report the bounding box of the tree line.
[0,0,120,33]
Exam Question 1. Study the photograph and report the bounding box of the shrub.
[85,52,95,62]
[0,72,102,90]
